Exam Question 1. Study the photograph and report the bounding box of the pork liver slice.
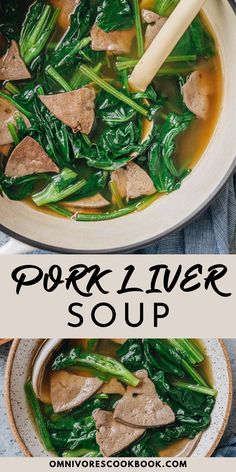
[114,370,175,428]
[5,136,59,177]
[0,41,31,81]
[39,87,96,134]
[50,370,103,413]
[93,410,145,456]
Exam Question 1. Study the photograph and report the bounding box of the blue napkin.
[139,174,236,255]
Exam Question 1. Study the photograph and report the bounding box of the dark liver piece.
[93,410,145,456]
[0,41,31,81]
[91,25,135,55]
[50,370,103,413]
[114,370,175,428]
[5,136,59,177]
[39,87,96,134]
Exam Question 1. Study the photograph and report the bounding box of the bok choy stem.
[79,65,149,118]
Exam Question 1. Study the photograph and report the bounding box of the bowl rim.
[0,1,236,254]
[0,164,235,254]
[4,338,233,458]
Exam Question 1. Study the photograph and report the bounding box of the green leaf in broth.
[153,0,179,17]
[96,90,137,126]
[0,0,20,41]
[48,0,97,71]
[95,0,134,32]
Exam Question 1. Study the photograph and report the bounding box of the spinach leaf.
[96,90,137,126]
[0,170,51,201]
[19,1,59,65]
[95,0,134,32]
[65,170,108,201]
[148,111,193,193]
[171,16,215,59]
[0,0,20,41]
[49,0,96,70]
[117,339,145,371]
[153,0,179,17]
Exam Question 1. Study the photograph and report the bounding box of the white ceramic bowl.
[0,0,236,253]
[4,338,232,457]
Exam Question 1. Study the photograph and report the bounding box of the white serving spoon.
[129,0,207,92]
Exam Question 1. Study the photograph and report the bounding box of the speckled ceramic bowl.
[4,338,232,457]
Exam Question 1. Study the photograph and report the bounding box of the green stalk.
[109,180,124,209]
[24,380,54,451]
[165,54,197,62]
[52,349,139,387]
[168,339,205,365]
[80,65,149,118]
[7,123,20,146]
[57,37,91,68]
[171,380,217,397]
[32,179,86,206]
[116,59,138,72]
[133,0,144,57]
[4,82,20,95]
[182,358,208,387]
[22,7,60,65]
[71,62,102,90]
[46,65,72,92]
[74,193,159,221]
[46,203,73,218]
[0,91,32,118]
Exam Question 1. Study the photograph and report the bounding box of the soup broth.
[26,338,216,457]
[0,1,223,221]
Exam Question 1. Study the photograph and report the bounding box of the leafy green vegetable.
[25,380,54,452]
[133,0,144,57]
[19,1,60,65]
[117,339,145,371]
[96,90,137,126]
[148,111,193,193]
[95,0,134,32]
[171,380,217,397]
[0,170,52,201]
[168,339,205,365]
[52,347,139,387]
[32,168,86,206]
[48,0,96,71]
[171,16,215,59]
[153,0,179,17]
[0,0,20,41]
[74,193,159,221]
[80,65,149,117]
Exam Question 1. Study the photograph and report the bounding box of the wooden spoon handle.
[129,0,206,92]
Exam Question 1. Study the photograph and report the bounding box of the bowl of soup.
[5,338,232,457]
[0,0,235,253]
